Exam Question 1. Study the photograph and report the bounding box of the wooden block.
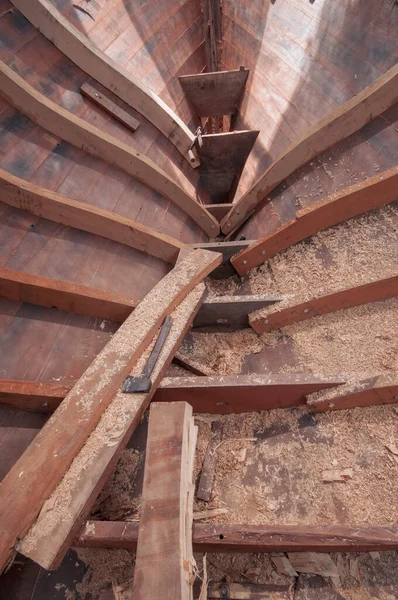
[194,294,283,329]
[191,240,254,280]
[288,552,338,577]
[132,402,197,600]
[271,554,298,577]
[204,203,233,222]
[205,582,292,599]
[197,421,223,501]
[81,82,140,132]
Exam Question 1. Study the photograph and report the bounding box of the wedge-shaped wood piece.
[0,249,221,573]
[179,69,249,117]
[204,203,234,221]
[0,169,187,264]
[11,0,198,166]
[288,552,338,577]
[77,521,398,553]
[191,240,253,279]
[132,402,196,600]
[250,274,398,333]
[17,286,206,571]
[307,374,398,412]
[0,63,219,236]
[221,64,398,235]
[80,82,140,132]
[232,166,398,274]
[0,267,138,322]
[194,294,283,329]
[155,374,345,413]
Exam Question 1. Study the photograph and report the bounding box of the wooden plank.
[307,374,398,412]
[179,69,249,117]
[17,285,206,571]
[77,521,398,552]
[0,62,219,236]
[0,249,221,573]
[232,166,398,274]
[221,63,398,235]
[191,240,253,279]
[205,582,292,599]
[250,275,398,333]
[11,0,199,166]
[80,82,140,132]
[0,380,71,412]
[0,267,138,322]
[194,294,283,329]
[197,421,223,501]
[204,203,233,221]
[132,402,196,600]
[155,374,345,413]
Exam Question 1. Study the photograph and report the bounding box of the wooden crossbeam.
[0,170,188,264]
[132,402,196,599]
[204,203,234,221]
[232,165,398,274]
[11,0,199,166]
[0,62,219,236]
[221,64,398,235]
[77,520,398,553]
[0,249,221,573]
[250,274,398,333]
[80,82,140,133]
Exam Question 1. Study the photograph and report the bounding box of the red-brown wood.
[80,82,140,133]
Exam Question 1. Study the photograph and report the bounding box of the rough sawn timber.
[250,274,398,333]
[221,63,398,235]
[10,0,199,166]
[132,402,196,600]
[0,61,219,236]
[80,82,140,132]
[232,165,398,274]
[0,169,187,264]
[0,249,221,573]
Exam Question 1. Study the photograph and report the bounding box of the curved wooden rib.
[0,62,219,236]
[0,169,188,264]
[221,63,398,235]
[232,165,398,275]
[250,274,398,334]
[11,0,199,167]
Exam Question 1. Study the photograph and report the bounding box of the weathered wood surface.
[0,61,219,236]
[179,69,249,117]
[232,166,398,274]
[194,294,283,329]
[0,380,71,413]
[80,82,140,132]
[0,249,221,573]
[221,63,398,234]
[77,521,398,552]
[250,275,398,333]
[10,0,199,165]
[17,285,205,570]
[155,374,345,413]
[132,402,196,600]
[307,374,398,412]
[191,240,253,279]
[204,582,292,599]
[197,420,223,502]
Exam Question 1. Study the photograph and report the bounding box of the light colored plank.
[0,61,219,236]
[221,64,398,235]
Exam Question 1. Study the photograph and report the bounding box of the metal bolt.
[304,308,309,313]
[242,260,247,265]
[201,213,205,217]
[219,583,229,598]
[227,223,231,228]
[329,403,335,408]
[95,92,99,97]
[261,250,266,255]
[42,402,49,408]
[236,210,240,215]
[264,319,269,324]
[211,224,215,229]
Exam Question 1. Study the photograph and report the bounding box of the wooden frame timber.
[232,165,398,274]
[221,63,398,235]
[0,62,219,236]
[80,82,140,133]
[0,249,221,573]
[11,0,199,166]
[250,274,398,333]
[0,169,187,264]
[78,520,398,553]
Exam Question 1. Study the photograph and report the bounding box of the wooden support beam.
[132,402,196,600]
[11,0,199,166]
[250,274,398,333]
[191,240,253,279]
[204,203,234,221]
[0,249,221,573]
[202,0,222,73]
[0,169,187,264]
[307,374,398,412]
[17,285,208,571]
[221,64,398,235]
[179,69,249,117]
[0,62,219,236]
[194,294,283,329]
[80,82,140,132]
[77,520,398,553]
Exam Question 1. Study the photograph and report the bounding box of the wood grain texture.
[232,166,398,274]
[221,63,398,234]
[197,420,223,502]
[0,61,219,236]
[0,249,221,573]
[250,275,398,333]
[0,380,71,413]
[132,402,196,600]
[10,0,199,166]
[80,82,140,132]
[179,69,249,116]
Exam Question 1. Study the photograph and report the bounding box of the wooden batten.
[11,0,199,166]
[221,64,398,235]
[80,82,140,132]
[0,62,219,236]
[250,274,398,333]
[0,249,221,573]
[232,165,398,274]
